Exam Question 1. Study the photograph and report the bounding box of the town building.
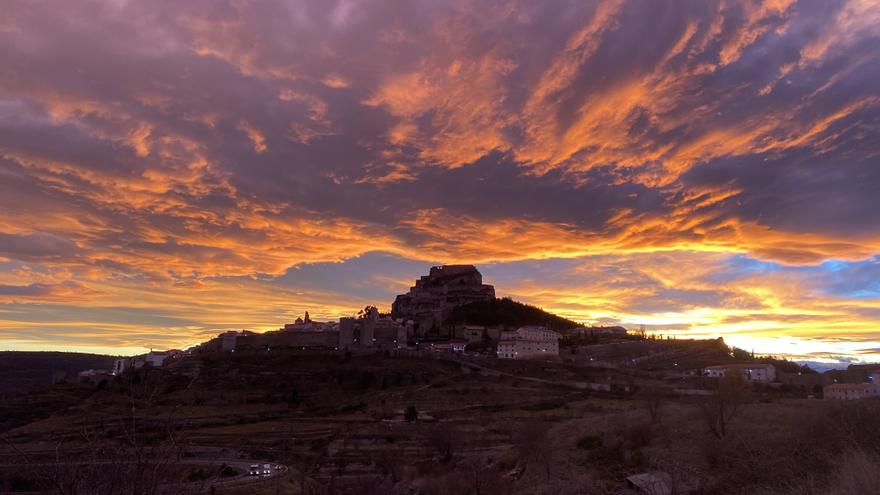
[220,330,254,351]
[373,316,406,349]
[112,355,143,374]
[360,308,376,345]
[113,357,130,375]
[283,311,337,333]
[145,350,182,367]
[271,327,339,349]
[259,311,342,350]
[112,349,181,374]
[824,383,880,400]
[391,265,495,336]
[336,309,409,350]
[497,326,560,360]
[427,340,468,353]
[704,363,777,382]
[283,312,319,332]
[339,317,356,349]
[570,326,627,336]
[845,364,880,374]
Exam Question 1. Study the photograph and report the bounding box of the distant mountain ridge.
[0,351,117,396]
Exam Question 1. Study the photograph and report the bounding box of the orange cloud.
[0,281,101,303]
[717,0,794,66]
[321,74,350,89]
[238,120,268,154]
[1,0,878,358]
[798,0,880,67]
[396,207,880,267]
[495,252,880,362]
[365,53,517,168]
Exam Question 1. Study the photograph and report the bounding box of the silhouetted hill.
[0,351,117,397]
[444,297,583,332]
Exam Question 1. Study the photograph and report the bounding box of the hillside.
[2,347,877,494]
[444,297,583,332]
[0,351,118,397]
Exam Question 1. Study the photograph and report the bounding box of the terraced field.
[4,349,871,495]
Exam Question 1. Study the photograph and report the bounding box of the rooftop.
[706,363,775,370]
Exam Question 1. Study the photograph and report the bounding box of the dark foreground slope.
[3,348,880,494]
[0,351,117,396]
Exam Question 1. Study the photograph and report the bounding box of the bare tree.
[424,423,462,463]
[700,372,751,439]
[637,387,667,425]
[3,368,200,495]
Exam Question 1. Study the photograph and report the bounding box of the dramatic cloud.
[0,0,878,358]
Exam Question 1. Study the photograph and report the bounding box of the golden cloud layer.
[0,0,878,356]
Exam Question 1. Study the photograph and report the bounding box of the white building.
[497,326,560,360]
[113,358,130,375]
[704,363,776,382]
[112,350,180,375]
[824,383,880,400]
[145,350,181,367]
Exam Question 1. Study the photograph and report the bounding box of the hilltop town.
[1,266,880,495]
[102,265,879,401]
[196,265,592,360]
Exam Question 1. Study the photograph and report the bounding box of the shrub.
[405,405,418,422]
[576,434,603,450]
[187,468,209,482]
[624,423,653,449]
[218,464,237,478]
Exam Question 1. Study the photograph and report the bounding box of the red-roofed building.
[824,383,880,400]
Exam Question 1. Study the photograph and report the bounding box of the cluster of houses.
[72,265,567,383]
[219,310,565,361]
[703,363,777,382]
[497,326,561,359]
[823,370,880,400]
[700,363,880,401]
[74,265,880,403]
[217,265,567,361]
[823,382,880,400]
[74,349,185,384]
[111,349,184,374]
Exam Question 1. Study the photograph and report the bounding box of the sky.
[0,0,879,364]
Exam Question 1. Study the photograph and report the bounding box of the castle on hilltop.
[208,264,564,361]
[391,265,495,336]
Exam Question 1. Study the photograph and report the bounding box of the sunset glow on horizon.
[1,0,879,366]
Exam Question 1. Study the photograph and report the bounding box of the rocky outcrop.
[391,265,495,335]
